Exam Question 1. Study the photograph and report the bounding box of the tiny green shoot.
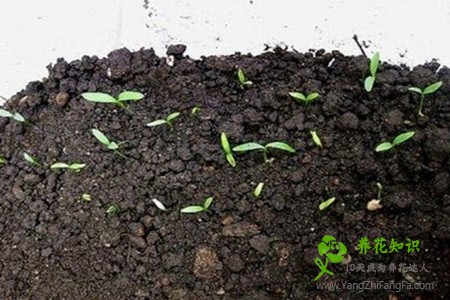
[106,204,120,216]
[91,129,126,158]
[181,197,213,214]
[82,194,92,202]
[152,198,167,211]
[24,152,42,167]
[220,132,236,167]
[376,182,383,200]
[0,108,25,123]
[237,68,252,88]
[0,156,5,165]
[51,162,86,172]
[232,141,295,163]
[191,106,201,116]
[82,91,144,111]
[375,131,415,152]
[408,81,443,117]
[310,130,323,148]
[319,197,336,211]
[364,52,380,92]
[146,112,181,128]
[253,182,264,198]
[289,92,320,104]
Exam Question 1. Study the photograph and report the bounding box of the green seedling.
[232,141,295,163]
[310,130,323,148]
[181,197,213,214]
[81,91,144,111]
[82,194,92,202]
[408,81,443,117]
[319,197,336,211]
[146,112,180,127]
[152,198,167,211]
[106,204,120,215]
[364,52,380,92]
[253,182,264,198]
[191,106,201,116]
[0,108,25,123]
[375,131,415,152]
[24,152,42,167]
[289,92,320,104]
[0,156,5,165]
[237,68,252,88]
[51,162,86,172]
[91,129,126,158]
[220,132,236,167]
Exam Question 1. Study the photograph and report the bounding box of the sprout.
[0,156,5,165]
[375,131,415,152]
[253,182,264,198]
[82,194,92,202]
[81,91,144,111]
[310,130,323,148]
[367,182,383,211]
[152,198,167,211]
[24,152,42,167]
[289,92,320,104]
[319,197,336,211]
[364,52,380,92]
[106,204,120,215]
[51,162,86,172]
[0,108,25,123]
[91,129,126,158]
[220,132,236,167]
[181,197,213,214]
[232,141,295,163]
[237,68,253,88]
[376,182,383,200]
[191,106,201,116]
[408,81,443,117]
[146,112,180,128]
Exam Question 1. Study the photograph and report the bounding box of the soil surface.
[0,46,449,300]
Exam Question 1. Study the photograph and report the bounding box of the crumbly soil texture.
[0,46,449,300]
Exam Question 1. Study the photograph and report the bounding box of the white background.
[1,0,450,99]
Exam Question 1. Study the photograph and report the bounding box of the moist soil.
[0,46,449,300]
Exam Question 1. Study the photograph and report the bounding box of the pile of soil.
[0,46,449,299]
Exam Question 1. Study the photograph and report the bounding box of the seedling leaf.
[370,52,380,76]
[82,194,92,202]
[319,197,336,211]
[82,92,117,103]
[375,142,393,152]
[233,142,265,152]
[306,93,320,102]
[12,113,25,122]
[364,76,375,92]
[108,142,119,150]
[310,130,323,148]
[254,182,264,198]
[0,109,13,118]
[238,69,246,84]
[146,119,167,127]
[152,198,167,211]
[51,162,69,169]
[221,132,232,154]
[392,131,415,145]
[408,87,422,94]
[92,129,110,145]
[117,91,144,102]
[266,142,296,153]
[203,197,213,210]
[23,152,41,166]
[289,92,306,101]
[180,206,205,213]
[423,81,442,95]
[0,157,6,165]
[167,112,181,122]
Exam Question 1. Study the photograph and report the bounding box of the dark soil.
[0,46,449,300]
